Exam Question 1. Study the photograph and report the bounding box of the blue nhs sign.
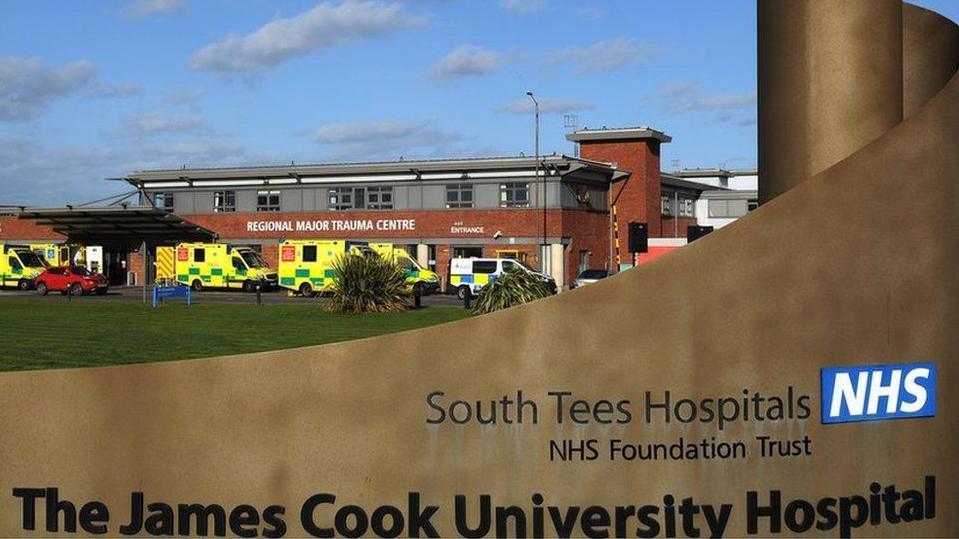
[821,362,936,424]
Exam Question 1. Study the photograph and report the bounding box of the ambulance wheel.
[456,285,471,300]
[69,283,84,296]
[17,279,30,291]
[36,282,48,296]
[242,280,257,293]
[191,279,203,292]
[299,283,314,297]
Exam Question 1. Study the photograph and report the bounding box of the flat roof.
[566,126,672,144]
[670,167,758,178]
[16,206,216,243]
[660,173,727,192]
[125,154,620,186]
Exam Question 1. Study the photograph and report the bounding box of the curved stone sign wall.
[0,1,956,536]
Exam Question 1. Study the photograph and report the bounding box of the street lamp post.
[526,91,546,272]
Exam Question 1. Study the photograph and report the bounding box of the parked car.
[447,257,556,299]
[35,266,109,296]
[572,269,612,289]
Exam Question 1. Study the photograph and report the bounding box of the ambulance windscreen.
[14,249,46,268]
[241,251,268,268]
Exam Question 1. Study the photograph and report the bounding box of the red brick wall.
[130,251,145,286]
[659,216,698,238]
[0,216,64,241]
[260,243,279,270]
[185,208,611,291]
[184,209,573,241]
[577,139,664,238]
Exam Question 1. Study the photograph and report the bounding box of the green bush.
[328,252,410,313]
[472,268,552,314]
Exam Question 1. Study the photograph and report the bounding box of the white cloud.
[163,87,206,106]
[0,57,95,121]
[120,114,209,137]
[429,45,505,80]
[0,137,124,204]
[190,1,424,76]
[90,81,143,98]
[546,38,657,74]
[313,120,461,160]
[498,0,545,15]
[121,0,185,18]
[494,97,594,115]
[0,136,272,205]
[647,83,756,113]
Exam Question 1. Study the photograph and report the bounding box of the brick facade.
[0,216,63,241]
[178,208,608,289]
[576,139,665,238]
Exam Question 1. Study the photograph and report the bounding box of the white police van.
[447,258,556,299]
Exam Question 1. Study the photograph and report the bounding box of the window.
[661,195,672,216]
[366,186,393,210]
[708,199,749,218]
[214,191,236,213]
[446,183,474,208]
[257,190,281,212]
[501,260,521,272]
[232,257,246,271]
[9,257,21,271]
[680,198,695,217]
[302,245,317,263]
[500,182,529,208]
[193,249,206,263]
[155,192,175,211]
[329,187,366,210]
[473,261,497,274]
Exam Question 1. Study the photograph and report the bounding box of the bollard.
[256,283,262,305]
[463,289,471,309]
[413,285,422,309]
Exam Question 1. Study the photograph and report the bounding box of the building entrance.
[453,246,483,259]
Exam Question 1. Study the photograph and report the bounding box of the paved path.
[0,285,464,307]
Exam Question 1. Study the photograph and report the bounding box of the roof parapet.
[565,126,672,144]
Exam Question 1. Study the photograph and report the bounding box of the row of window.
[156,182,535,213]
[661,195,696,218]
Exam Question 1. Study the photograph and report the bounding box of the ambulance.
[156,243,277,292]
[368,243,440,295]
[1,242,49,289]
[448,257,556,299]
[277,240,371,296]
[29,243,104,273]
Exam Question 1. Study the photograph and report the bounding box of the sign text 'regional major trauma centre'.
[246,219,416,233]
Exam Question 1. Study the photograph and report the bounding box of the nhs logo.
[821,362,936,424]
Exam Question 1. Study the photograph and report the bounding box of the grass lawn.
[0,298,471,371]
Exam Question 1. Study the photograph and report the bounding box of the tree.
[472,268,552,314]
[328,253,410,313]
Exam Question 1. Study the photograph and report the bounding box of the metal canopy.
[16,206,216,244]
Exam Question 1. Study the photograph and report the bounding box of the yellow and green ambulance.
[30,243,104,273]
[277,240,367,296]
[156,243,277,292]
[368,243,439,295]
[30,243,69,267]
[1,243,49,290]
[278,240,439,296]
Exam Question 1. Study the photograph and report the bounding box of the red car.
[35,266,109,296]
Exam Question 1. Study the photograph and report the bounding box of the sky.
[1,0,957,205]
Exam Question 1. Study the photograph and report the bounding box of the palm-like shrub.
[472,268,552,314]
[328,253,410,313]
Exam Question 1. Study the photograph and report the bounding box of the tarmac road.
[0,285,465,307]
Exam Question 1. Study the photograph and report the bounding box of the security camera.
[493,231,503,239]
